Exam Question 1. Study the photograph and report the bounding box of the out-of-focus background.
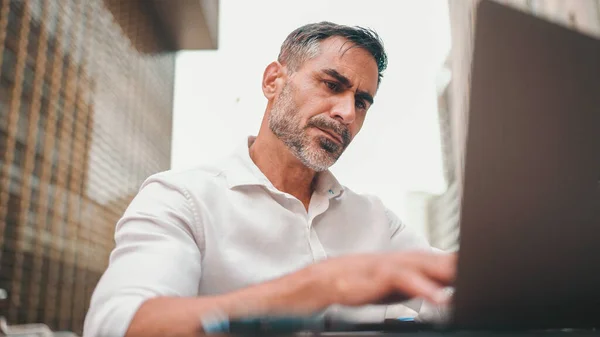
[0,0,598,334]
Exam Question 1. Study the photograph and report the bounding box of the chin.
[313,149,341,169]
[316,137,343,156]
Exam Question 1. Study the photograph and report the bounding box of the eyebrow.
[322,68,374,106]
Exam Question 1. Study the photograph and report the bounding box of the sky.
[171,0,452,233]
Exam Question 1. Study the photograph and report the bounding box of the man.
[83,22,456,337]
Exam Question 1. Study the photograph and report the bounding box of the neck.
[249,128,317,210]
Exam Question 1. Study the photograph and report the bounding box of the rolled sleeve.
[83,175,203,337]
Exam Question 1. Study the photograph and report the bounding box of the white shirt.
[83,137,441,337]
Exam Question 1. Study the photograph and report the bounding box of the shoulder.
[338,185,405,231]
[338,185,390,212]
[139,163,225,193]
[122,165,226,240]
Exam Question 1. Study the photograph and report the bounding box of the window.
[45,39,55,70]
[1,48,16,86]
[45,209,53,231]
[16,101,30,144]
[13,141,26,167]
[8,162,23,196]
[35,113,46,155]
[33,153,43,177]
[0,129,6,157]
[50,159,58,185]
[6,192,21,236]
[0,93,8,123]
[7,2,21,38]
[56,190,67,219]
[29,176,40,208]
[47,183,55,207]
[22,65,35,98]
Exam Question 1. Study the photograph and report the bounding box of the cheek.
[306,101,333,120]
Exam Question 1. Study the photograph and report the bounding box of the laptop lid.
[451,0,600,330]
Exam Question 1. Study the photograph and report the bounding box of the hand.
[309,250,457,307]
[217,250,456,320]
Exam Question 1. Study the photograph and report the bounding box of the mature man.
[83,22,456,337]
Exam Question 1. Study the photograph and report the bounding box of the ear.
[262,61,285,100]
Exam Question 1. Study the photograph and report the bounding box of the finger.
[391,269,452,305]
[398,251,457,286]
[425,252,457,284]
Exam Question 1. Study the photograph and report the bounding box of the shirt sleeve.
[83,174,203,337]
[385,207,432,252]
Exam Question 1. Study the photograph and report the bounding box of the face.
[268,36,379,171]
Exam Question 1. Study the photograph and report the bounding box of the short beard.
[268,82,351,172]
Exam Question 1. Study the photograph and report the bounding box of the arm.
[84,177,455,337]
[124,252,454,337]
[125,267,331,337]
[83,175,205,337]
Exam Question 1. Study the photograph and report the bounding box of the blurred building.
[426,59,460,251]
[0,0,218,334]
[425,0,600,250]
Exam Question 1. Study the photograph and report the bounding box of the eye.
[355,100,367,111]
[324,81,340,92]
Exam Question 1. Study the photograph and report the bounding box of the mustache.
[306,116,351,145]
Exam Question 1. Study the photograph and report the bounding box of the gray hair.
[278,21,388,85]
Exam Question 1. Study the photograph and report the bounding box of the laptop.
[450,0,600,331]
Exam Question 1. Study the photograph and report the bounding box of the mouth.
[315,127,343,144]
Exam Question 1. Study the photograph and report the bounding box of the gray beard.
[268,83,349,172]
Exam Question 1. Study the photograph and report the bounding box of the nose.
[330,92,356,125]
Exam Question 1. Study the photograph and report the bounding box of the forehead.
[301,36,379,94]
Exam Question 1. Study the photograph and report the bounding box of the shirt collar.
[223,136,344,199]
